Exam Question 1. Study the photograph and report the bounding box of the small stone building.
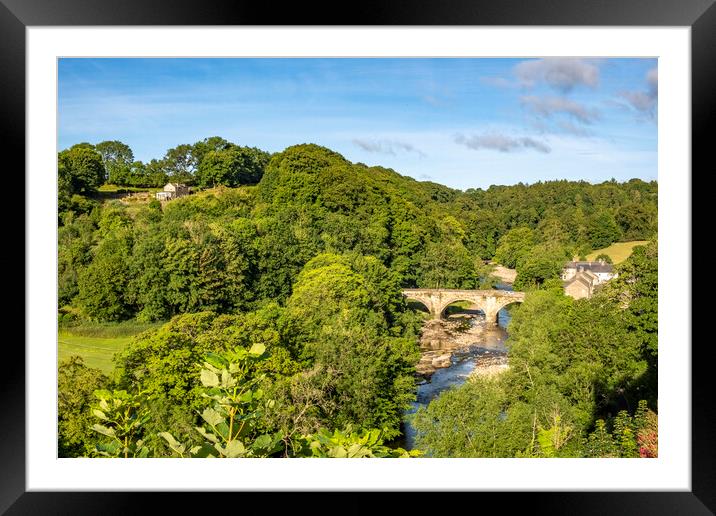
[562,260,616,285]
[564,269,598,300]
[562,260,618,299]
[155,183,190,201]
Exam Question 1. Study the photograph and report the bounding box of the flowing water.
[396,285,515,451]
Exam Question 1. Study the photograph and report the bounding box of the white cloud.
[352,138,426,157]
[454,132,551,154]
[514,58,600,92]
[619,67,658,119]
[520,95,599,124]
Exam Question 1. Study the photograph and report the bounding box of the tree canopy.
[57,141,658,459]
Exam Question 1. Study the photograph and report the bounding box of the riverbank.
[415,311,509,378]
[491,264,517,284]
[397,298,514,450]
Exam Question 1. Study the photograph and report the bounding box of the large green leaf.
[92,424,116,437]
[201,407,225,427]
[223,440,246,458]
[158,431,182,450]
[95,441,120,456]
[157,432,175,445]
[191,443,217,458]
[93,389,113,400]
[221,369,233,387]
[252,434,273,450]
[204,352,229,369]
[195,426,219,444]
[330,446,347,458]
[215,421,230,440]
[200,369,220,387]
[249,343,266,357]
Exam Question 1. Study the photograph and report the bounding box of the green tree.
[494,227,536,268]
[95,140,134,184]
[616,202,657,240]
[196,145,268,188]
[191,136,232,166]
[58,213,96,306]
[416,216,487,289]
[144,159,170,187]
[412,377,532,457]
[58,145,106,197]
[76,233,133,321]
[58,357,109,457]
[162,144,199,184]
[513,243,569,290]
[587,211,622,249]
[602,241,658,405]
[282,254,419,438]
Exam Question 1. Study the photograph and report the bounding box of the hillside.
[58,142,657,323]
[586,240,650,263]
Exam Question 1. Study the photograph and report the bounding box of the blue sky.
[58,58,657,190]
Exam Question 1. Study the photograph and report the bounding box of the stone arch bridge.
[402,288,525,324]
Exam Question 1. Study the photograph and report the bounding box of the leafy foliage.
[196,145,269,188]
[89,389,152,458]
[584,401,658,458]
[294,426,419,458]
[89,347,417,458]
[160,343,284,458]
[60,141,658,459]
[58,357,110,457]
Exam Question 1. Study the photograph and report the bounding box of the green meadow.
[586,240,650,264]
[58,321,163,374]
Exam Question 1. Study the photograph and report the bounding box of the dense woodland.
[58,138,658,458]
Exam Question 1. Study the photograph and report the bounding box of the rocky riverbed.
[415,313,509,378]
[468,350,509,379]
[396,308,512,450]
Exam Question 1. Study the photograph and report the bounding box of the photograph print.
[57,57,658,459]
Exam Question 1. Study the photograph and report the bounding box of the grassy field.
[98,184,161,193]
[585,240,650,264]
[58,320,163,374]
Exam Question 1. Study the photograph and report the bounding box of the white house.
[155,183,190,201]
[561,260,617,285]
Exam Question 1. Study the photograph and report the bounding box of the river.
[396,285,515,451]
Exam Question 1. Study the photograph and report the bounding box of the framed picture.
[7,0,712,512]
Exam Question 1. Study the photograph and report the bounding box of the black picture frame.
[4,0,712,513]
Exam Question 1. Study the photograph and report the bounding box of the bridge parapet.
[401,288,525,322]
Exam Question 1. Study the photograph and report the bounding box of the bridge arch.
[492,299,523,326]
[439,299,486,319]
[404,296,432,315]
[401,288,525,324]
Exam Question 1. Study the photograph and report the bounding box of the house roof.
[564,261,614,273]
[582,269,598,281]
[564,271,594,290]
